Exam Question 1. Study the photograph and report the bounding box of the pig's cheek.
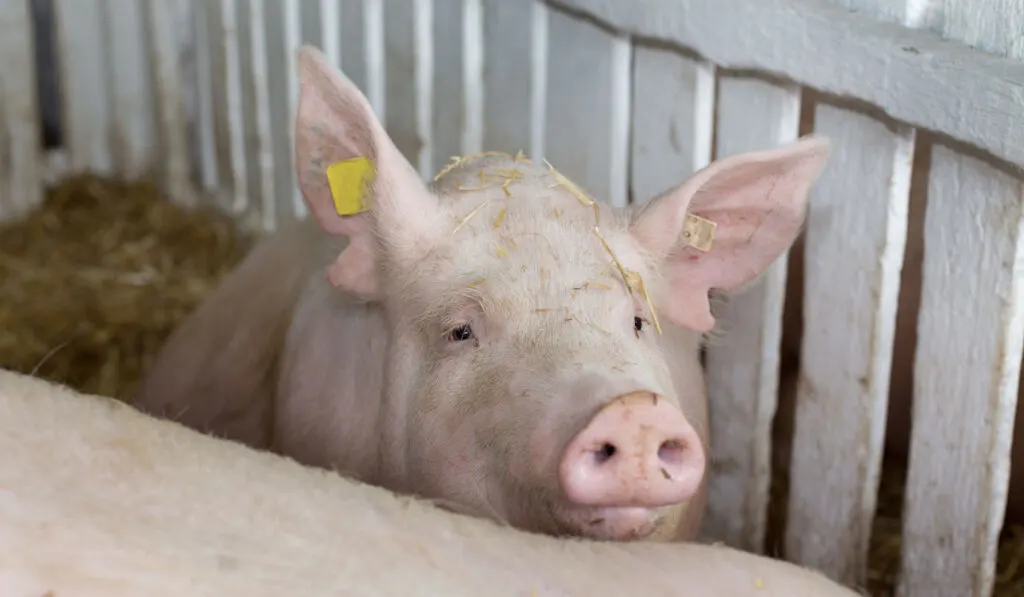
[425,411,503,514]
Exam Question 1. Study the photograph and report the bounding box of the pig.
[133,45,832,544]
[0,368,864,597]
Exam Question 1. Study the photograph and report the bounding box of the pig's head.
[293,46,830,542]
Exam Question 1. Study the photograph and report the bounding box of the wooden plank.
[823,0,926,24]
[54,0,113,175]
[191,0,218,191]
[481,0,544,158]
[543,6,631,207]
[0,0,43,220]
[319,0,341,67]
[206,0,248,214]
[430,0,465,174]
[461,0,483,155]
[382,0,430,176]
[784,105,914,586]
[939,0,1023,59]
[102,0,157,180]
[628,44,714,205]
[897,147,1024,597]
[360,0,386,117]
[239,0,276,231]
[262,0,303,220]
[145,0,195,208]
[549,0,1024,171]
[700,75,801,552]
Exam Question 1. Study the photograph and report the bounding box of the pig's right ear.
[629,135,831,332]
[293,45,443,300]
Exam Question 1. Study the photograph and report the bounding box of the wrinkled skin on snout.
[134,46,831,543]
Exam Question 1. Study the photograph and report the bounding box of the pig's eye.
[447,324,475,343]
[634,316,645,336]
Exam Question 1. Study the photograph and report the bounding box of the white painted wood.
[897,147,1024,597]
[824,0,928,25]
[362,0,386,118]
[240,0,277,231]
[628,45,715,205]
[461,0,483,155]
[481,0,543,158]
[543,6,631,207]
[207,0,248,214]
[263,0,303,220]
[335,0,367,95]
[550,0,1024,170]
[701,75,801,553]
[430,0,464,174]
[382,0,430,176]
[54,0,113,175]
[939,0,1024,59]
[319,0,342,67]
[102,0,157,180]
[192,0,218,191]
[784,105,914,586]
[145,0,195,208]
[0,0,43,220]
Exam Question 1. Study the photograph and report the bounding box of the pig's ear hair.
[629,135,831,332]
[293,45,443,300]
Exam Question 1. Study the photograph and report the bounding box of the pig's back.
[133,217,325,449]
[272,269,390,484]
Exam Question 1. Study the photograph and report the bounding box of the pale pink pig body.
[0,369,862,597]
[135,46,831,543]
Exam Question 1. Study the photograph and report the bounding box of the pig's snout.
[558,392,704,509]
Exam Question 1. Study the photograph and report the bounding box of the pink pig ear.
[293,45,442,300]
[629,135,831,333]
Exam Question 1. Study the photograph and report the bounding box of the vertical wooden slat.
[319,0,341,67]
[481,0,542,157]
[207,0,248,214]
[938,0,1023,58]
[461,0,483,155]
[192,0,218,191]
[54,0,113,175]
[543,6,631,207]
[430,0,464,174]
[898,147,1024,597]
[262,0,302,220]
[785,105,914,585]
[145,0,195,207]
[240,0,276,231]
[628,44,714,204]
[895,5,1024,597]
[102,0,157,180]
[701,75,800,552]
[382,0,430,175]
[0,0,43,220]
[361,0,386,118]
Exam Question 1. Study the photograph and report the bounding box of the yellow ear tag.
[326,156,376,216]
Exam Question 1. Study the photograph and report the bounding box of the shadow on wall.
[30,0,62,149]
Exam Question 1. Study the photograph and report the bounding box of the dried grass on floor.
[0,173,255,400]
[3,173,1024,596]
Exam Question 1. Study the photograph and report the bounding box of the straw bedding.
[1,173,1023,596]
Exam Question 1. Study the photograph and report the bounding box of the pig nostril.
[657,440,686,466]
[594,443,617,464]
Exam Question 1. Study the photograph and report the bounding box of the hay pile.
[0,173,255,400]
[2,173,1024,596]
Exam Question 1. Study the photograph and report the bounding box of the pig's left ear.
[293,45,444,300]
[629,135,831,333]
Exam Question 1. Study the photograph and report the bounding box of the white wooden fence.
[1,0,1022,595]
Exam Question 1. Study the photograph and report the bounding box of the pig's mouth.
[556,504,664,542]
